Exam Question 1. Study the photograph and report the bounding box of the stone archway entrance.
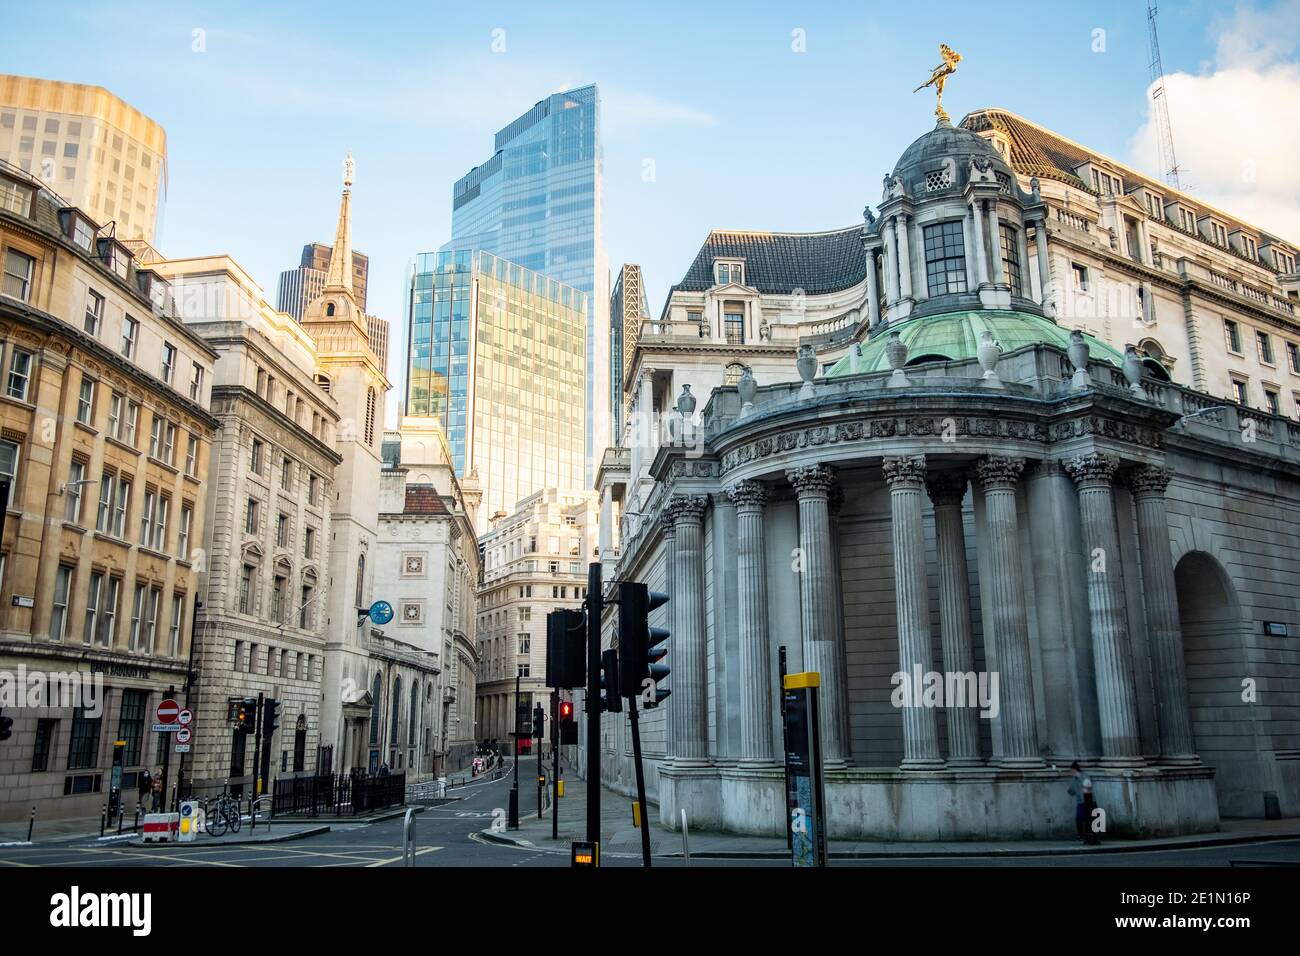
[1174,551,1265,817]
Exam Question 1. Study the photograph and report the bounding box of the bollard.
[117,804,124,834]
[27,806,35,842]
[99,804,106,837]
[402,807,416,867]
[681,808,690,866]
[134,804,142,833]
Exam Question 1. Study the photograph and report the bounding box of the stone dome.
[890,119,1014,197]
[825,310,1122,377]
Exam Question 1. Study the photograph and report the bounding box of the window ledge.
[73,421,98,436]
[182,471,201,485]
[146,456,178,475]
[93,531,130,549]
[61,522,87,535]
[105,436,140,456]
[0,394,35,412]
[137,546,170,562]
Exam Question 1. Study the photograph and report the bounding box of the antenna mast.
[1147,1,1182,189]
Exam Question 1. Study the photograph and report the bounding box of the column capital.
[724,479,767,510]
[786,463,837,497]
[974,455,1025,490]
[664,493,709,526]
[882,455,926,490]
[1126,464,1173,498]
[1063,452,1121,489]
[925,468,970,507]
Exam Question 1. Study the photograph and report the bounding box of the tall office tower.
[609,264,649,446]
[276,241,369,321]
[444,84,608,483]
[0,74,167,242]
[405,249,587,532]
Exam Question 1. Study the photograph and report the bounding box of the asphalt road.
[1,761,1297,867]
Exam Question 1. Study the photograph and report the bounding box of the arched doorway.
[1174,551,1262,817]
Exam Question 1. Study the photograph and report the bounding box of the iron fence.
[270,771,406,816]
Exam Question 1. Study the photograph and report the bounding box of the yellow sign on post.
[557,779,565,797]
[783,672,821,690]
[632,800,642,828]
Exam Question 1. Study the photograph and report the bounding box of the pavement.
[481,769,1300,861]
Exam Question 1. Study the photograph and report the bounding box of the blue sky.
[3,1,1297,421]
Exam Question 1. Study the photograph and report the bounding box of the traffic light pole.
[535,703,544,820]
[584,562,602,849]
[551,690,559,841]
[627,696,652,868]
[508,672,520,829]
[252,691,264,796]
[159,683,175,812]
[175,599,201,811]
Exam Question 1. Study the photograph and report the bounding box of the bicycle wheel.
[207,803,227,837]
[228,806,241,833]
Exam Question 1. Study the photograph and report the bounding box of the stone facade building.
[143,250,341,797]
[476,488,598,749]
[591,108,1300,839]
[0,163,216,821]
[373,419,481,777]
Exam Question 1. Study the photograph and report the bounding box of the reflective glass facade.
[406,250,586,531]
[444,84,606,483]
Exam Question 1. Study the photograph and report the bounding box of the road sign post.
[783,671,827,868]
[158,685,175,814]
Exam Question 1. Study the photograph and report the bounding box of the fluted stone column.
[1034,221,1050,303]
[1063,454,1145,766]
[970,200,991,286]
[865,250,882,327]
[988,202,1005,285]
[882,456,943,769]
[659,507,678,756]
[974,456,1044,767]
[926,470,983,766]
[665,494,709,765]
[883,218,900,304]
[896,213,914,301]
[1127,466,1199,764]
[726,480,776,765]
[787,464,848,768]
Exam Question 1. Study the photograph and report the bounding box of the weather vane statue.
[913,43,963,124]
[343,151,355,188]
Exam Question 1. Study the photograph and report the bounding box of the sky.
[3,0,1299,425]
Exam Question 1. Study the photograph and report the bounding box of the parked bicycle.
[203,793,242,837]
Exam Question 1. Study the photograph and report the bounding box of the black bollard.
[26,806,35,842]
[99,804,106,837]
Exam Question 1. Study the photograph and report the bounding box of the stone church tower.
[302,155,392,770]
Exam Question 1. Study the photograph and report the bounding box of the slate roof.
[404,485,450,515]
[960,108,1094,190]
[672,227,867,297]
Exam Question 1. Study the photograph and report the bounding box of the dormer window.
[1089,167,1122,196]
[1175,206,1197,232]
[59,209,97,252]
[325,301,336,316]
[0,177,33,217]
[1201,218,1229,247]
[1274,249,1297,275]
[715,261,743,286]
[1233,231,1259,260]
[1143,191,1163,218]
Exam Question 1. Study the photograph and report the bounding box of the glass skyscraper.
[443,84,608,484]
[405,250,587,530]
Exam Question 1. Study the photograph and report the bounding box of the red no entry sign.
[157,699,180,724]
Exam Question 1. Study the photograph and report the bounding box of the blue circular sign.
[369,600,394,625]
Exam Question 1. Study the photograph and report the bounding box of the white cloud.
[601,88,718,133]
[1128,0,1300,243]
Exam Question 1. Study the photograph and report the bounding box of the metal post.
[508,672,520,829]
[778,646,791,850]
[99,804,106,838]
[629,696,652,868]
[681,808,690,866]
[551,689,559,841]
[585,562,602,850]
[176,598,201,809]
[252,691,265,798]
[402,806,416,866]
[27,806,35,842]
[159,683,175,812]
[536,702,544,820]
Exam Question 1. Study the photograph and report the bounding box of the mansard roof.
[672,227,867,297]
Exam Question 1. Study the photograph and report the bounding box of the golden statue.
[914,43,962,123]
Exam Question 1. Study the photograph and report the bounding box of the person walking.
[1068,762,1099,845]
[150,772,163,812]
[137,769,152,808]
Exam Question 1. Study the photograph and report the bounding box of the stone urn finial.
[796,344,817,400]
[885,330,910,387]
[736,366,757,417]
[1123,345,1149,400]
[977,329,1003,389]
[1068,329,1091,390]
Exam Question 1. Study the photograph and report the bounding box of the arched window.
[365,387,376,446]
[369,672,382,746]
[293,714,307,772]
[408,683,418,746]
[390,676,401,747]
[325,302,336,317]
[356,554,365,608]
[724,363,745,386]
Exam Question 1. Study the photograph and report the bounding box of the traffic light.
[559,699,577,745]
[533,704,545,739]
[599,648,622,713]
[617,582,671,706]
[263,698,282,736]
[546,608,586,689]
[231,697,257,733]
[0,707,12,742]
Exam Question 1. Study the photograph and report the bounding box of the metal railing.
[270,771,407,816]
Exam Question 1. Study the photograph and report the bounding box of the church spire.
[324,152,354,294]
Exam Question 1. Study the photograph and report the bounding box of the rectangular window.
[245,498,258,534]
[6,348,32,400]
[189,362,203,401]
[998,223,1024,296]
[1225,319,1242,354]
[251,439,263,475]
[129,584,146,651]
[240,565,254,614]
[1232,378,1249,406]
[1258,331,1275,365]
[178,504,192,559]
[1289,342,1300,375]
[168,593,183,657]
[96,475,113,533]
[117,690,147,765]
[83,572,103,645]
[99,577,119,647]
[51,566,72,640]
[1072,263,1089,293]
[518,634,530,655]
[160,342,176,383]
[1264,389,1281,415]
[723,307,744,345]
[300,585,313,629]
[65,459,85,523]
[143,586,160,654]
[281,457,292,491]
[32,718,56,772]
[107,395,139,445]
[277,513,289,548]
[517,663,530,678]
[273,576,286,623]
[140,490,156,547]
[112,477,130,537]
[84,290,104,335]
[185,435,198,476]
[67,706,102,770]
[304,526,315,559]
[0,439,17,510]
[2,249,34,301]
[76,376,95,424]
[121,316,139,358]
[924,221,968,296]
[308,474,318,505]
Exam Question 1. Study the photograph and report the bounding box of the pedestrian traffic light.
[559,700,573,721]
[559,699,577,745]
[263,698,282,736]
[599,648,622,713]
[533,704,545,739]
[617,582,671,706]
[0,707,12,742]
[546,608,586,689]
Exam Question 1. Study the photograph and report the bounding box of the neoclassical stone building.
[591,113,1300,839]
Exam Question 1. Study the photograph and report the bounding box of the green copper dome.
[825,310,1123,377]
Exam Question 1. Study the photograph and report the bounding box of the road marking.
[364,846,443,867]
